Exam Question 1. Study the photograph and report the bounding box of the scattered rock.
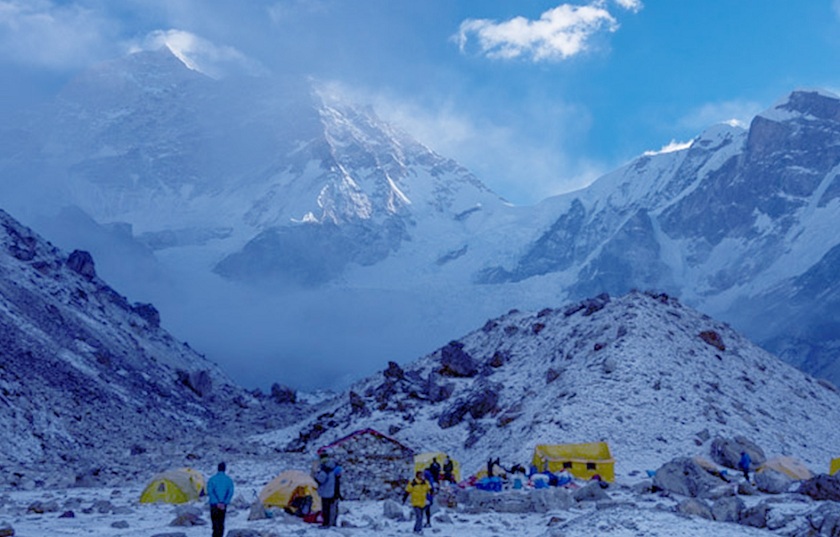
[798,474,840,501]
[58,510,75,518]
[573,482,611,503]
[798,502,840,537]
[699,330,725,351]
[225,530,262,537]
[0,522,13,537]
[711,496,744,523]
[383,361,405,380]
[739,502,769,528]
[170,505,205,527]
[383,500,406,521]
[111,520,129,529]
[439,341,478,377]
[676,498,713,520]
[27,500,59,514]
[270,383,297,404]
[709,436,766,469]
[755,468,794,494]
[67,250,96,280]
[653,458,725,498]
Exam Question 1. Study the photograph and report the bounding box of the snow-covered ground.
[2,452,815,537]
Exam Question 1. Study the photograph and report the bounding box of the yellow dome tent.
[758,456,813,481]
[259,470,322,514]
[830,457,840,476]
[531,442,615,482]
[139,468,206,504]
[414,452,460,482]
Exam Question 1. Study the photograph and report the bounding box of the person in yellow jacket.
[403,471,432,534]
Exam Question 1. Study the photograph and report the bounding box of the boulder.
[530,488,574,512]
[383,361,405,380]
[652,457,725,498]
[711,496,744,523]
[170,505,205,527]
[798,474,840,501]
[270,383,297,404]
[67,250,96,280]
[740,502,769,529]
[247,501,266,521]
[439,341,478,377]
[676,498,713,520]
[572,482,611,503]
[798,502,840,537]
[383,500,406,521]
[709,436,766,469]
[755,468,794,494]
[111,521,129,529]
[27,500,59,514]
[0,522,13,537]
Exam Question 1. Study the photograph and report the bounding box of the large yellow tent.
[259,470,322,514]
[531,442,615,482]
[414,452,460,482]
[758,456,813,481]
[139,468,206,504]
[830,458,840,476]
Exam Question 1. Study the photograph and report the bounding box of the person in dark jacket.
[207,462,234,537]
[315,456,339,527]
[428,458,441,486]
[738,451,752,481]
[443,457,455,483]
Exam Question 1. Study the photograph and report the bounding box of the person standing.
[207,462,234,537]
[443,457,454,484]
[428,458,441,486]
[738,451,752,482]
[315,456,338,527]
[403,471,431,534]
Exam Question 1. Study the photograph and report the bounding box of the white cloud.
[130,29,267,78]
[643,139,692,156]
[0,0,115,69]
[455,2,630,62]
[613,0,644,13]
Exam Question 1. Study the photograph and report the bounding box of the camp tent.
[531,442,615,482]
[414,452,460,483]
[259,470,322,515]
[829,457,840,476]
[757,456,813,481]
[139,468,206,504]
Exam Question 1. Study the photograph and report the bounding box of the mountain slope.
[263,291,840,477]
[0,208,261,483]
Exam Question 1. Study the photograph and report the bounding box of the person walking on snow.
[207,462,234,537]
[403,471,432,534]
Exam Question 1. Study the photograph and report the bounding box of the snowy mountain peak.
[758,89,840,123]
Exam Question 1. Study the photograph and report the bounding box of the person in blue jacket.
[738,451,752,482]
[207,462,235,537]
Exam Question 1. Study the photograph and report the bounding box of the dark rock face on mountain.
[476,90,840,388]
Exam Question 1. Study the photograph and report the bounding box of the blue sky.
[2,0,840,204]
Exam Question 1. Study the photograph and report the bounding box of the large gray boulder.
[677,498,713,520]
[712,496,744,523]
[653,457,726,498]
[740,502,769,529]
[710,436,766,470]
[755,468,794,494]
[572,482,611,503]
[798,474,840,501]
[383,500,406,521]
[795,503,840,537]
